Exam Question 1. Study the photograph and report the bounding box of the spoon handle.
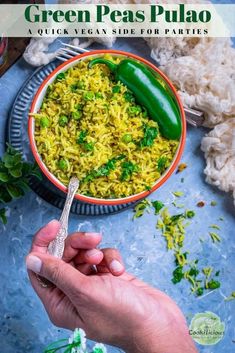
[47,177,79,258]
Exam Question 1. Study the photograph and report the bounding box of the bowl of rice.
[28,50,186,205]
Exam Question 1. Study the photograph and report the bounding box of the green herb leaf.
[77,130,88,145]
[56,72,66,81]
[120,161,138,181]
[157,156,168,173]
[207,279,221,290]
[6,184,24,198]
[172,266,184,284]
[124,91,135,102]
[83,155,125,183]
[139,125,158,148]
[152,200,164,215]
[0,172,9,182]
[196,287,204,296]
[8,166,22,178]
[0,187,12,203]
[0,208,7,225]
[112,85,120,93]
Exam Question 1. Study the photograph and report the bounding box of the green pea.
[40,116,50,128]
[71,111,82,120]
[58,159,68,171]
[112,85,120,93]
[58,115,68,127]
[122,134,132,143]
[83,91,95,101]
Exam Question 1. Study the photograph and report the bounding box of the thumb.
[26,252,88,298]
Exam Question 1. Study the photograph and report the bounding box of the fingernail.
[85,232,102,237]
[110,260,123,273]
[86,249,101,258]
[48,219,60,226]
[26,255,42,273]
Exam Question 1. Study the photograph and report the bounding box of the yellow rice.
[34,55,179,199]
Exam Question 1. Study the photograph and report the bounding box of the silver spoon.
[48,177,80,258]
[36,177,79,287]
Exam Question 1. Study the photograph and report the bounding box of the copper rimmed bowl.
[28,50,186,206]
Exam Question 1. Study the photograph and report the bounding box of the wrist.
[121,320,198,353]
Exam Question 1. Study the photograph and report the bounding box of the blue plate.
[7,60,136,216]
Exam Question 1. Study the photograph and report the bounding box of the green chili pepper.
[88,58,182,140]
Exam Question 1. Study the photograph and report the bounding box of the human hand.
[26,220,197,353]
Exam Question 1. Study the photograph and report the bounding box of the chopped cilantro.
[122,134,132,143]
[124,91,135,102]
[172,266,184,284]
[139,125,158,149]
[120,161,138,181]
[152,200,164,215]
[56,72,66,81]
[112,85,120,93]
[84,142,94,152]
[83,155,125,183]
[157,156,168,173]
[207,279,221,290]
[76,130,87,145]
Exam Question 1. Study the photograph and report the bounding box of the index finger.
[31,220,61,253]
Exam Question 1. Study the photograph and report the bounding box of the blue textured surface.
[0,35,235,353]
